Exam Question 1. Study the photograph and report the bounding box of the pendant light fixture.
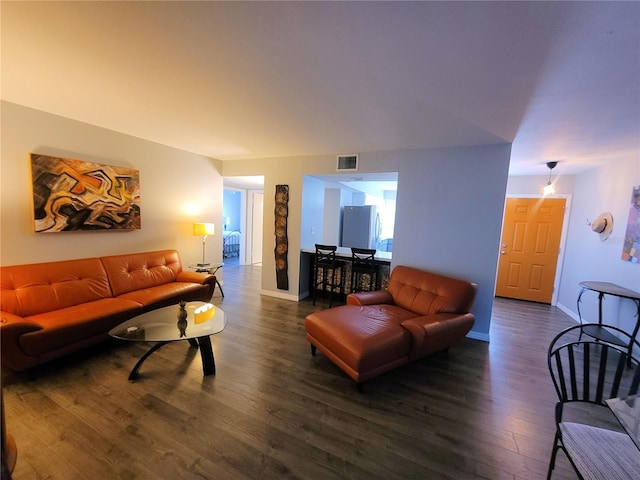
[543,161,558,196]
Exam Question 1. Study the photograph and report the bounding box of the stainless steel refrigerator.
[341,205,380,249]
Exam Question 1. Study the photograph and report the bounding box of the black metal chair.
[546,323,640,479]
[312,244,346,308]
[350,247,379,293]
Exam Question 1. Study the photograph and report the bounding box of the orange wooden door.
[495,197,566,304]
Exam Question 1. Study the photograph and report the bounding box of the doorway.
[301,172,397,249]
[223,176,264,267]
[495,197,567,304]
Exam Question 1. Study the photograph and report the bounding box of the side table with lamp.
[192,222,225,297]
[188,262,224,297]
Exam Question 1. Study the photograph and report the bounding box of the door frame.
[223,180,265,266]
[499,194,572,306]
[248,190,264,265]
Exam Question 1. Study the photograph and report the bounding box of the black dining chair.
[546,323,640,479]
[312,244,346,308]
[350,247,379,293]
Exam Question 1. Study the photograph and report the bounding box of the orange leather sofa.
[305,265,477,388]
[0,250,215,372]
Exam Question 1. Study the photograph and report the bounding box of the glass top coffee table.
[109,301,226,380]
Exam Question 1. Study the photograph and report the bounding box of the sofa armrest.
[401,312,475,360]
[176,271,215,285]
[1,312,43,371]
[0,311,41,333]
[347,290,394,306]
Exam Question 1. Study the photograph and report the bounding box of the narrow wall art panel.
[274,184,289,289]
[30,153,141,233]
[621,184,640,263]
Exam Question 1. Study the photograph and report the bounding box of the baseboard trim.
[260,289,299,302]
[467,330,490,342]
[556,302,580,323]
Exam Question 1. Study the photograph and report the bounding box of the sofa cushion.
[1,258,112,317]
[117,282,212,310]
[387,265,477,316]
[101,250,184,296]
[19,298,143,356]
[305,305,414,378]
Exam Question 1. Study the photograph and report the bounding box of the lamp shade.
[193,223,215,236]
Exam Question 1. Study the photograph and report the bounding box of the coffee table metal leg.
[188,338,199,348]
[197,335,215,375]
[129,341,170,380]
[215,278,225,297]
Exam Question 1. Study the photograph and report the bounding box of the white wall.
[300,176,325,249]
[322,188,341,245]
[1,102,224,268]
[223,144,512,339]
[556,157,640,333]
[391,145,511,339]
[506,174,575,196]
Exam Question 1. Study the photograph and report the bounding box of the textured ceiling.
[2,2,638,176]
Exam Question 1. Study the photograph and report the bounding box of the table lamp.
[193,222,215,266]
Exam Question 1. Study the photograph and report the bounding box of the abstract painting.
[30,153,141,232]
[621,185,640,263]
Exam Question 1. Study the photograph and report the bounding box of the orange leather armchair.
[305,265,477,388]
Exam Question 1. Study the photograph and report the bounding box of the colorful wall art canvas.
[621,185,640,263]
[31,153,141,232]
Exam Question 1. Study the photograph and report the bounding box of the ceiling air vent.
[336,154,359,172]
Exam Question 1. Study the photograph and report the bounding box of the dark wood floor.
[2,264,584,479]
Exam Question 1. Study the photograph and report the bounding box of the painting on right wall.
[621,185,640,263]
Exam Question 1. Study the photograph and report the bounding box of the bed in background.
[223,230,240,257]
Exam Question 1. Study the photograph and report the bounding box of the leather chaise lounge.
[305,265,477,389]
[0,249,215,372]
